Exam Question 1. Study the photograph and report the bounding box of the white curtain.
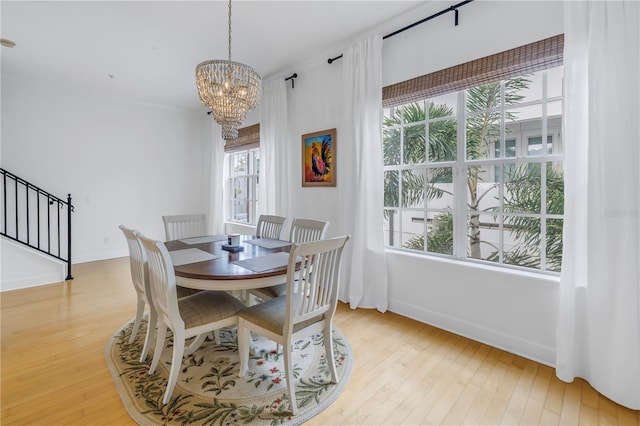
[556,0,640,409]
[339,35,388,312]
[208,121,227,235]
[259,78,289,217]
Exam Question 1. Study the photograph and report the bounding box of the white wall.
[269,0,564,366]
[1,73,212,288]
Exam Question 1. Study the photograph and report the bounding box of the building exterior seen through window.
[383,66,564,273]
[228,148,260,225]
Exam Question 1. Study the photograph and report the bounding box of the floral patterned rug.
[105,318,352,425]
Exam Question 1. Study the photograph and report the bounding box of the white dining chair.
[137,232,246,405]
[119,225,157,363]
[255,214,287,240]
[237,235,350,415]
[250,218,329,302]
[162,214,206,241]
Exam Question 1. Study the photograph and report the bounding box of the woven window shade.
[223,123,260,153]
[382,34,564,108]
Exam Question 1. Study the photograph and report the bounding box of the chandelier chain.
[227,0,232,63]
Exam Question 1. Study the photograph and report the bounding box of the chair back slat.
[285,235,349,332]
[137,233,181,327]
[289,218,329,244]
[162,214,206,240]
[256,214,287,240]
[119,225,148,297]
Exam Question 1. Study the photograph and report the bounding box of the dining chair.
[119,225,157,363]
[120,225,210,362]
[137,232,246,405]
[162,214,206,241]
[255,214,287,240]
[237,235,350,415]
[250,218,330,302]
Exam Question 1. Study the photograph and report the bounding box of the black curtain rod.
[284,72,298,88]
[328,0,474,64]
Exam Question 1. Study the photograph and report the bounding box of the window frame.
[383,67,564,274]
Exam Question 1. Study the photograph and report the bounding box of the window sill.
[384,247,560,288]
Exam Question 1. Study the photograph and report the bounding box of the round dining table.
[166,234,293,291]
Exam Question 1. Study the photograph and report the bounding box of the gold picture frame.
[301,128,336,187]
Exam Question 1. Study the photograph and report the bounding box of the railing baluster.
[47,196,51,253]
[37,190,41,249]
[66,193,73,280]
[26,185,30,244]
[14,177,19,240]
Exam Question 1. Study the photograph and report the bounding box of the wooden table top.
[166,234,292,282]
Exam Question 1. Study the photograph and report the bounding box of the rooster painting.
[303,129,336,186]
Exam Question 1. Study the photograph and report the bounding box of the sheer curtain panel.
[259,79,289,217]
[209,121,227,234]
[556,0,640,409]
[339,35,388,312]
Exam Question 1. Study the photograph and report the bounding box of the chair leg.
[237,320,249,377]
[149,323,167,375]
[139,306,157,362]
[163,328,185,405]
[283,340,298,415]
[324,322,339,383]
[129,296,145,343]
[184,333,207,356]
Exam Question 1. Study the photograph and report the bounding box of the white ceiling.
[1,1,424,111]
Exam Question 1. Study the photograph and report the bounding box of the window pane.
[383,127,401,166]
[403,210,426,252]
[383,209,401,248]
[402,101,426,124]
[403,124,426,164]
[466,82,501,112]
[467,165,499,212]
[428,117,457,162]
[546,218,564,272]
[548,99,563,118]
[547,161,564,215]
[547,66,563,98]
[504,216,541,269]
[507,104,543,126]
[510,71,541,104]
[427,211,453,255]
[402,169,425,208]
[504,164,541,214]
[466,113,499,160]
[528,135,553,156]
[384,170,399,208]
[427,167,454,208]
[231,200,249,223]
[466,213,499,262]
[429,93,457,119]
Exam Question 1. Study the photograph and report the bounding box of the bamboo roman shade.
[223,123,260,153]
[382,34,564,108]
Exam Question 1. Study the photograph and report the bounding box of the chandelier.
[196,0,261,140]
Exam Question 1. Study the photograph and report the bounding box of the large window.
[383,65,564,273]
[228,148,260,225]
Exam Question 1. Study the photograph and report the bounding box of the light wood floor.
[2,257,639,425]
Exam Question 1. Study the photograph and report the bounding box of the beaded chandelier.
[195,0,261,140]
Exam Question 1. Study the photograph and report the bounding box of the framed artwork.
[301,128,336,187]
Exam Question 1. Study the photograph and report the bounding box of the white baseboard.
[388,297,556,368]
[1,272,66,291]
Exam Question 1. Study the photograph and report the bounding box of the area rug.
[105,318,352,425]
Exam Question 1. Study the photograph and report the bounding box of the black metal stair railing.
[1,168,74,280]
